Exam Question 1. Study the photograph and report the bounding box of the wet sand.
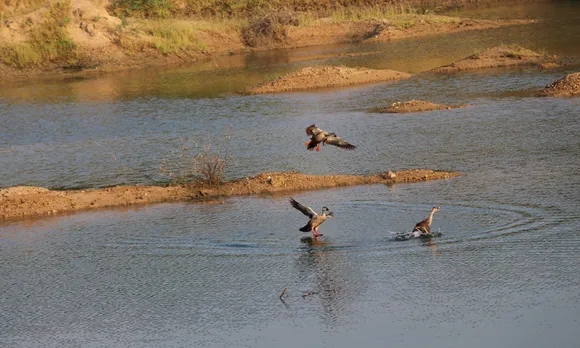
[0,170,460,220]
[371,100,465,113]
[244,66,411,94]
[429,45,580,73]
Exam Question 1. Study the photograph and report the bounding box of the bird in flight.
[305,124,356,152]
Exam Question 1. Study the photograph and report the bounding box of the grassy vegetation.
[0,0,46,18]
[0,43,41,67]
[1,0,78,68]
[0,0,519,70]
[106,0,441,19]
[106,0,466,48]
[327,3,415,21]
[116,19,210,55]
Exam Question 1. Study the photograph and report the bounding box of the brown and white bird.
[290,198,333,238]
[412,206,440,235]
[305,124,356,152]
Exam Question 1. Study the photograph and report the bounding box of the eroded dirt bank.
[0,0,537,84]
[430,45,580,73]
[0,169,460,221]
[244,66,411,94]
[371,100,465,113]
[536,72,580,97]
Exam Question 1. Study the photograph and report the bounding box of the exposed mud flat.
[244,66,411,94]
[0,169,460,221]
[536,72,580,97]
[430,45,580,73]
[370,99,464,113]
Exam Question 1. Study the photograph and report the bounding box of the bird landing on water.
[289,198,334,238]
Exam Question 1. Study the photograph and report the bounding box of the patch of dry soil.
[371,99,464,113]
[1,169,460,221]
[536,72,580,97]
[244,66,411,95]
[430,45,580,73]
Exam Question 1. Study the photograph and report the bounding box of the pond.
[1,2,579,347]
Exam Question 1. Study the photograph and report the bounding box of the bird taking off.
[413,206,440,235]
[289,198,333,238]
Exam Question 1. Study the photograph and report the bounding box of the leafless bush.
[159,129,231,186]
[194,144,229,185]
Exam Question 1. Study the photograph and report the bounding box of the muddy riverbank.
[0,0,536,84]
[371,100,465,113]
[429,45,580,73]
[244,66,411,94]
[537,72,580,97]
[0,169,459,220]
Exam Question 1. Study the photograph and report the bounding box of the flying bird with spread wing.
[304,124,356,152]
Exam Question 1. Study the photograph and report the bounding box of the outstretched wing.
[324,134,356,150]
[290,198,317,218]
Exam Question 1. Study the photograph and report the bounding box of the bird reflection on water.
[421,237,440,258]
[287,236,360,326]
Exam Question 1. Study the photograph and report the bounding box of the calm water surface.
[1,2,580,348]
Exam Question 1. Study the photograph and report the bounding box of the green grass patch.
[0,1,79,68]
[29,1,77,62]
[0,43,41,67]
[109,0,173,19]
[118,19,209,55]
[328,3,416,22]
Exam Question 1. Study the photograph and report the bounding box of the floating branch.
[279,287,288,300]
[278,288,320,305]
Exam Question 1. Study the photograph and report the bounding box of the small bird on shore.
[305,124,356,152]
[412,206,440,235]
[289,198,333,238]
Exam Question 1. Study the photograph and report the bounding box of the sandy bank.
[370,100,464,113]
[0,169,460,221]
[430,45,580,73]
[536,72,580,98]
[244,66,411,94]
[0,0,537,84]
[339,18,533,45]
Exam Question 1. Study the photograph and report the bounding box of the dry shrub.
[0,43,41,68]
[241,8,299,47]
[194,144,229,186]
[159,130,231,186]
